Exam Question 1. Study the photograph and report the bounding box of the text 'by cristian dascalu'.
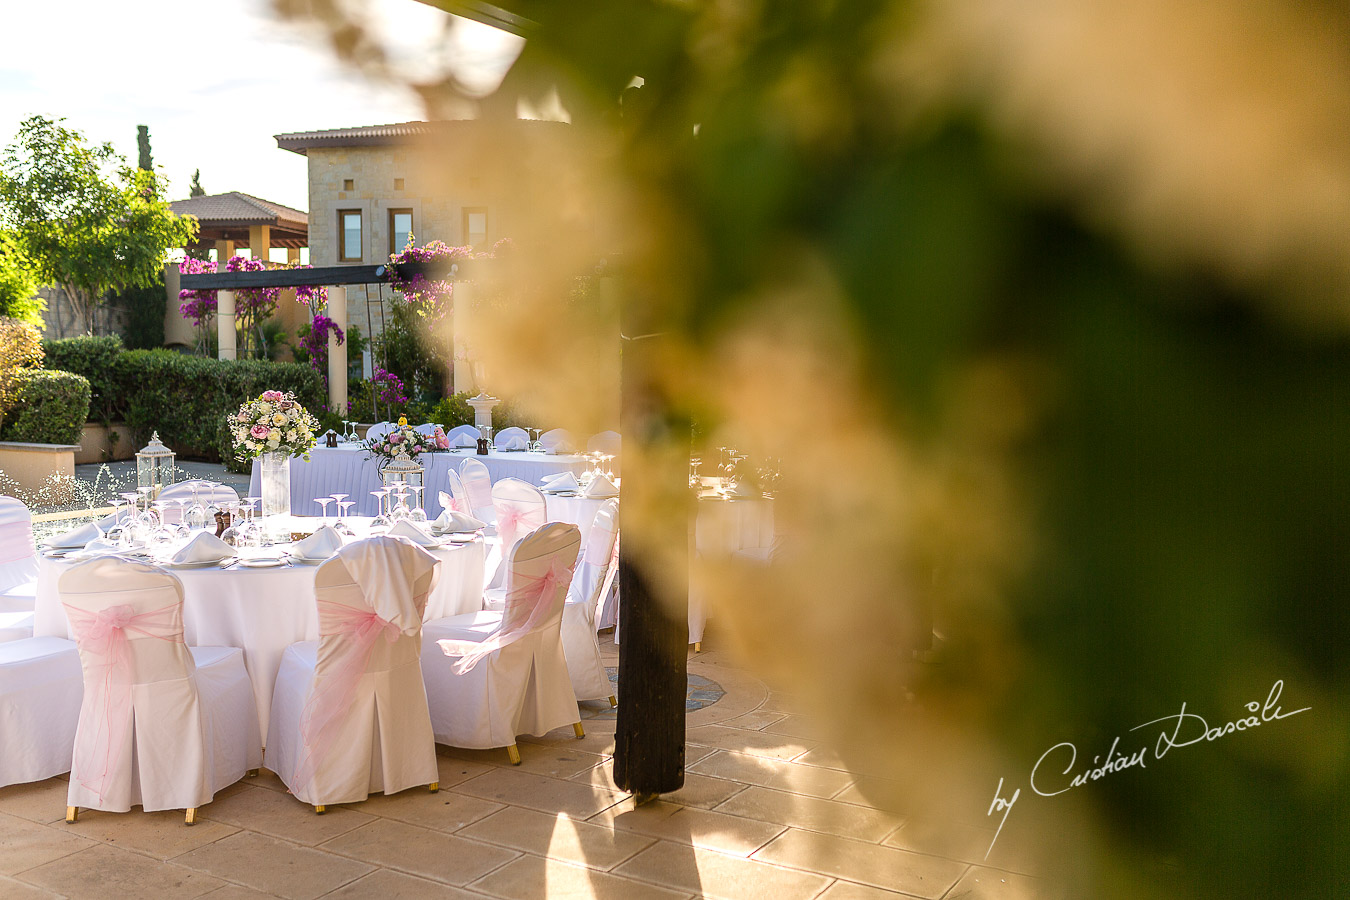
[983,679,1310,859]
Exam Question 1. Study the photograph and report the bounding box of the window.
[342,179,354,191]
[463,207,488,248]
[389,208,413,254]
[393,178,405,191]
[338,209,362,262]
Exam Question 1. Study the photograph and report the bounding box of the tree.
[0,316,42,431]
[136,124,153,171]
[189,168,205,197]
[0,116,197,335]
[0,230,42,326]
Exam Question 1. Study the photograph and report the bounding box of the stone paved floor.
[0,635,1041,899]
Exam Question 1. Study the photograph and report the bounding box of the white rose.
[268,428,280,440]
[246,440,257,450]
[286,430,296,441]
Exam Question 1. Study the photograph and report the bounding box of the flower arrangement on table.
[228,390,320,461]
[366,417,438,465]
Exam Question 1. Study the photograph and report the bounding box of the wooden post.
[612,274,689,799]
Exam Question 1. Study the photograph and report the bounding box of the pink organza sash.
[63,601,183,801]
[292,599,403,791]
[495,502,541,560]
[439,554,575,674]
[0,521,33,565]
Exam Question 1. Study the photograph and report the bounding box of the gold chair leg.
[506,744,521,765]
[573,722,586,739]
[428,781,439,794]
[693,641,702,653]
[608,695,617,708]
[247,769,260,777]
[66,806,78,824]
[185,808,197,826]
[314,804,327,814]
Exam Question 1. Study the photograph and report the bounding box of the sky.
[0,0,524,213]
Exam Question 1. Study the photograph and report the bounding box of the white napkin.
[171,531,234,564]
[432,508,487,533]
[387,519,438,546]
[294,525,344,559]
[49,522,103,549]
[81,538,121,554]
[539,471,573,487]
[544,472,580,493]
[451,432,478,448]
[583,473,620,499]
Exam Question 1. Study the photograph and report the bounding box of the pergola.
[170,192,309,263]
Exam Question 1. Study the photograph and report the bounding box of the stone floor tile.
[830,776,907,815]
[815,880,915,899]
[459,806,654,870]
[944,865,1048,899]
[574,761,747,810]
[434,754,500,788]
[593,800,786,857]
[0,874,63,899]
[321,867,487,899]
[319,818,517,886]
[759,692,804,715]
[714,786,903,842]
[0,810,93,875]
[753,829,966,899]
[721,710,790,731]
[0,778,71,825]
[502,745,610,781]
[199,784,373,846]
[20,843,225,899]
[54,806,240,859]
[684,725,816,761]
[761,714,828,741]
[354,785,503,833]
[688,750,855,799]
[470,853,689,900]
[613,840,832,900]
[883,820,998,863]
[518,729,617,757]
[200,884,282,899]
[452,768,625,820]
[173,831,373,900]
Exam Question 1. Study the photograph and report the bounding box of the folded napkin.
[539,472,571,487]
[294,525,344,560]
[432,508,486,533]
[172,531,234,564]
[49,522,103,549]
[387,519,438,546]
[82,538,121,553]
[496,434,528,451]
[583,473,620,499]
[451,431,478,448]
[544,472,580,493]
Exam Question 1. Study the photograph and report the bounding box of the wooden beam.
[178,258,481,291]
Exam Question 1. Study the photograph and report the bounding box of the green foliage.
[371,298,446,402]
[0,116,197,334]
[136,125,152,171]
[0,316,42,430]
[0,368,89,444]
[107,278,165,349]
[40,334,123,423]
[189,168,205,197]
[490,396,529,431]
[427,392,475,429]
[0,230,42,325]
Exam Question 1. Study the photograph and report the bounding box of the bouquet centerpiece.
[366,417,438,466]
[228,390,320,461]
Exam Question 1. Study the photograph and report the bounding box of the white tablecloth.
[33,518,486,741]
[248,446,591,517]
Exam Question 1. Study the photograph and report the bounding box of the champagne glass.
[528,428,542,451]
[316,496,333,525]
[370,489,392,530]
[185,483,209,530]
[220,501,242,547]
[336,500,355,536]
[689,457,702,489]
[407,485,428,523]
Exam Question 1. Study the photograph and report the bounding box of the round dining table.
[33,517,486,742]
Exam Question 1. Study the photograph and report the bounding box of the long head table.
[248,445,592,517]
[34,516,486,742]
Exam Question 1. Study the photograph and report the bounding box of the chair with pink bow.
[484,478,548,601]
[0,496,39,643]
[266,536,441,813]
[459,458,497,526]
[0,636,83,788]
[444,469,472,515]
[59,557,261,825]
[560,499,619,706]
[421,522,585,764]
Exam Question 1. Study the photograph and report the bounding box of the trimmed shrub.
[42,334,124,424]
[0,369,91,445]
[428,393,475,429]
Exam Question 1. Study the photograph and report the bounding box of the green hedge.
[0,369,91,445]
[42,335,124,424]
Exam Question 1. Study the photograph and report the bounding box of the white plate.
[288,555,329,565]
[165,558,231,569]
[238,557,285,568]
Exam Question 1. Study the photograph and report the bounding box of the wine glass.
[370,489,392,530]
[336,500,355,536]
[316,496,333,525]
[407,485,428,523]
[689,456,702,489]
[528,428,543,452]
[390,486,411,522]
[185,483,209,530]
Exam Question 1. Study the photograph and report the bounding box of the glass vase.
[260,451,292,520]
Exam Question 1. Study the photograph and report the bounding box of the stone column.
[328,286,348,412]
[218,290,237,360]
[467,392,499,438]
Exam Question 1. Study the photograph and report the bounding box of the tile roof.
[274,119,566,155]
[169,192,308,227]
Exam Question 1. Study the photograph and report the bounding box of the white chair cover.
[445,469,471,514]
[539,429,574,453]
[444,424,481,448]
[561,500,619,701]
[0,496,38,598]
[459,458,497,525]
[422,522,582,749]
[0,636,83,787]
[266,536,440,806]
[0,610,36,644]
[414,423,438,437]
[586,430,621,456]
[494,426,529,450]
[59,557,261,813]
[366,421,396,442]
[485,478,549,597]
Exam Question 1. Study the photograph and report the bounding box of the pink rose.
[261,390,284,402]
[250,424,270,439]
[280,399,295,410]
[390,433,404,444]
